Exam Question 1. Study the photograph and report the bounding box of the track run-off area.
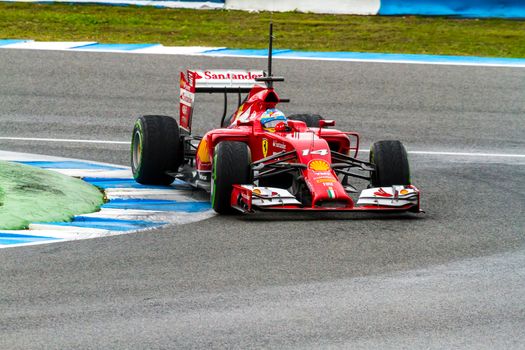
[0,48,524,348]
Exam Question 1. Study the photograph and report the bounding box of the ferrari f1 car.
[131,25,421,215]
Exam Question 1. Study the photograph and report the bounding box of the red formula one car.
[131,26,421,215]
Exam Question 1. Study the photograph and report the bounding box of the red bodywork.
[180,69,420,213]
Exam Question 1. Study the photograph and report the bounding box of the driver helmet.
[260,108,287,132]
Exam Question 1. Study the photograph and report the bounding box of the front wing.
[231,185,421,213]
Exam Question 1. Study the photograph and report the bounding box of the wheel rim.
[132,129,142,170]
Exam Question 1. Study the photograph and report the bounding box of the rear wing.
[179,69,264,132]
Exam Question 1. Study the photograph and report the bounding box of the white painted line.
[408,150,525,158]
[0,240,64,249]
[0,151,129,170]
[0,150,75,161]
[105,188,197,200]
[80,208,215,224]
[198,51,525,68]
[2,40,524,68]
[0,136,129,144]
[49,168,133,178]
[2,136,523,158]
[134,45,225,55]
[2,41,97,50]
[358,149,525,158]
[27,225,112,238]
[227,54,525,69]
[81,208,163,220]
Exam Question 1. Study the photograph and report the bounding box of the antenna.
[255,23,284,87]
[268,22,273,84]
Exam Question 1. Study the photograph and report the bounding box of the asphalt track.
[0,49,524,349]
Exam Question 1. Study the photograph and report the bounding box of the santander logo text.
[200,70,264,80]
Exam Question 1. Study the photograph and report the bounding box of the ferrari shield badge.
[262,138,269,157]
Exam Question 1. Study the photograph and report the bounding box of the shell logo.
[400,189,410,195]
[308,159,330,172]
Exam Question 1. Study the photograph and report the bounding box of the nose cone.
[285,135,353,208]
[304,159,353,208]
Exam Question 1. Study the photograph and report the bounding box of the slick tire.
[211,141,251,214]
[370,140,411,187]
[131,115,183,185]
[288,113,324,127]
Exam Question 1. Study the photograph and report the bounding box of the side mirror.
[274,122,288,132]
[287,120,308,132]
[319,120,335,128]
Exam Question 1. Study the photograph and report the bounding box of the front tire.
[370,140,411,187]
[131,115,183,185]
[211,141,251,214]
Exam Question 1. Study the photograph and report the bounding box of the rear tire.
[288,113,324,127]
[211,141,251,214]
[131,115,183,185]
[370,140,411,187]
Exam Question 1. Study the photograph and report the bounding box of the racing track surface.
[0,49,524,349]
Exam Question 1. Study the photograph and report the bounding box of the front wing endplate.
[231,184,421,214]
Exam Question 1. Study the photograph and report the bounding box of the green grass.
[1,3,525,57]
[0,160,103,230]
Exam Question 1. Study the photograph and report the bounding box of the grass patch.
[1,3,524,57]
[0,160,104,230]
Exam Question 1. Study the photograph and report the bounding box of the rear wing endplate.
[179,69,264,131]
